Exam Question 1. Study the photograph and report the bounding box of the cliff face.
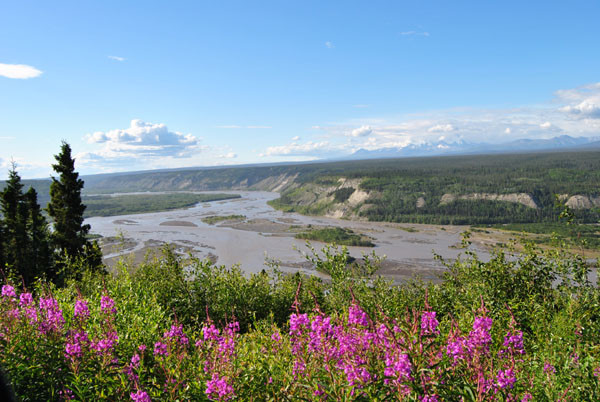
[565,195,600,209]
[440,193,539,209]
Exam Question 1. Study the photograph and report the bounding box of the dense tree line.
[0,142,103,286]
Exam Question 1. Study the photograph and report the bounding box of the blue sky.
[1,1,600,179]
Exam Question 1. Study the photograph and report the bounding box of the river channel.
[86,191,491,282]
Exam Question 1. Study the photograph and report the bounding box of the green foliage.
[83,193,241,218]
[329,187,355,203]
[201,214,245,225]
[296,227,375,247]
[2,237,599,400]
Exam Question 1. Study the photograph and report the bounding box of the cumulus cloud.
[291,136,300,141]
[349,125,372,137]
[85,119,201,160]
[0,63,43,79]
[108,55,125,62]
[557,82,600,119]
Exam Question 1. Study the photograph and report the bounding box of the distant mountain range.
[349,135,600,160]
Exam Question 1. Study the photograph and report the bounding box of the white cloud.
[216,125,271,129]
[261,141,341,157]
[428,124,454,133]
[540,122,552,129]
[325,41,334,49]
[0,63,43,79]
[218,152,237,159]
[557,82,600,119]
[85,119,200,160]
[504,128,512,134]
[349,125,372,137]
[291,136,300,141]
[400,31,430,37]
[108,55,125,62]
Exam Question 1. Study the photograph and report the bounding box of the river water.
[85,191,491,282]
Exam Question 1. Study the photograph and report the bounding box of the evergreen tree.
[46,141,104,280]
[0,164,29,281]
[24,187,53,282]
[47,141,91,257]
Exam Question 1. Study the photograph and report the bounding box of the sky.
[1,0,600,179]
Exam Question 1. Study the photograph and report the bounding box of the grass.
[295,227,375,247]
[201,215,246,225]
[83,193,241,217]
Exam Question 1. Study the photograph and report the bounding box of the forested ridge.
[3,150,600,225]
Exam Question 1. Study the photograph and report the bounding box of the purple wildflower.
[496,368,516,389]
[19,292,33,307]
[289,313,309,335]
[348,304,369,327]
[2,285,16,298]
[153,341,168,356]
[420,311,440,336]
[502,330,525,354]
[74,299,90,320]
[543,362,556,374]
[205,374,234,401]
[100,295,116,314]
[130,390,151,402]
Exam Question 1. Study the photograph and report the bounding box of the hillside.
[4,150,600,224]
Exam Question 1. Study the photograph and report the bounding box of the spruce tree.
[0,163,30,281]
[46,141,103,280]
[47,141,90,255]
[24,187,53,282]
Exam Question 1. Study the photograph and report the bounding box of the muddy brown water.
[86,191,491,282]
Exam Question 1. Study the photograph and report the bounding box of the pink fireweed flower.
[138,344,147,353]
[130,390,151,402]
[543,362,556,374]
[446,336,465,362]
[419,395,440,402]
[502,331,525,355]
[203,324,220,341]
[93,331,118,355]
[521,393,533,402]
[496,368,516,389]
[19,292,33,307]
[205,374,234,401]
[384,351,412,383]
[1,284,16,299]
[164,324,189,346]
[466,316,493,354]
[38,296,65,333]
[24,307,38,324]
[271,331,281,342]
[289,313,309,335]
[154,341,168,356]
[420,311,440,336]
[74,299,90,320]
[348,304,369,327]
[65,342,82,358]
[100,295,116,314]
[131,353,141,368]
